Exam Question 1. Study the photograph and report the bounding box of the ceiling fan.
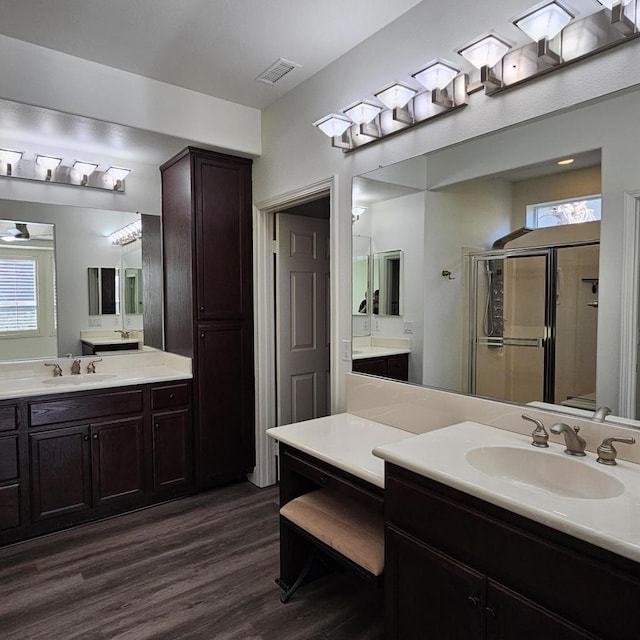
[0,222,54,242]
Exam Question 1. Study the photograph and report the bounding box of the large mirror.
[349,111,639,421]
[0,199,155,361]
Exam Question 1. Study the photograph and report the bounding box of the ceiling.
[0,0,423,111]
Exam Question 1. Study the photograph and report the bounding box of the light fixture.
[73,161,98,185]
[108,219,142,246]
[412,59,461,108]
[352,206,367,222]
[343,101,383,138]
[35,154,62,181]
[374,82,417,125]
[313,113,353,140]
[106,166,131,190]
[597,0,636,33]
[459,34,511,93]
[0,149,23,176]
[557,157,575,165]
[515,2,573,63]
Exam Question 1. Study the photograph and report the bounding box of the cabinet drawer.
[0,404,17,432]
[0,436,18,481]
[151,383,190,410]
[0,484,20,531]
[29,389,143,426]
[281,448,383,514]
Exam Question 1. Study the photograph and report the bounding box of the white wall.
[254,0,640,411]
[371,192,425,383]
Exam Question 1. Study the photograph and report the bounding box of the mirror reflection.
[88,267,120,316]
[0,199,152,361]
[352,143,611,419]
[373,250,402,316]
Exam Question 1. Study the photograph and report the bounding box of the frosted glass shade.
[459,35,511,69]
[35,155,62,171]
[596,0,633,8]
[0,149,23,165]
[73,161,98,176]
[314,114,353,137]
[374,82,417,109]
[413,60,459,91]
[344,101,382,125]
[515,2,573,41]
[106,166,131,181]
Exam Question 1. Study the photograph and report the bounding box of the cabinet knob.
[200,306,205,312]
[485,606,496,619]
[93,433,99,440]
[200,333,205,339]
[319,475,328,486]
[83,435,89,441]
[467,596,480,608]
[169,393,174,399]
[154,423,160,430]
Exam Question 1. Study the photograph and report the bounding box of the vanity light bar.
[314,0,640,152]
[109,220,142,246]
[0,150,131,192]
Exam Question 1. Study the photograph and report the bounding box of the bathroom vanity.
[0,353,193,546]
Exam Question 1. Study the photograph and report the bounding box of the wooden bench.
[278,488,385,602]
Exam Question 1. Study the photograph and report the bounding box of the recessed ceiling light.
[557,158,575,165]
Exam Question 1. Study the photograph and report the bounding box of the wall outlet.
[403,321,413,334]
[374,319,380,332]
[342,339,352,361]
[88,317,101,327]
[363,318,369,332]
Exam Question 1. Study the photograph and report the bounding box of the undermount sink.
[466,445,625,500]
[42,373,118,386]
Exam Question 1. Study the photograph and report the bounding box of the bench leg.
[279,548,318,603]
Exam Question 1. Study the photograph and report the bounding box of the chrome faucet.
[115,329,131,339]
[550,422,586,456]
[592,406,612,423]
[71,359,82,375]
[44,362,63,377]
[597,436,636,465]
[86,358,102,374]
[522,414,549,448]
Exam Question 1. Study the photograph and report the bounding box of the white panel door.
[276,212,330,426]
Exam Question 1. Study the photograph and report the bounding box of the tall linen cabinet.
[160,147,255,488]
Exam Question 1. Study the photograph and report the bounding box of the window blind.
[0,258,38,332]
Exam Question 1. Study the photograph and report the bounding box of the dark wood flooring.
[0,482,384,640]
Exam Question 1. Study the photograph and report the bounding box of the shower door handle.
[502,337,545,348]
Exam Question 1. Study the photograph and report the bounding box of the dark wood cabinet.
[30,425,92,521]
[384,464,631,639]
[161,147,254,489]
[91,417,145,505]
[1,380,193,546]
[352,353,408,381]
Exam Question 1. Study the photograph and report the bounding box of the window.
[0,257,38,333]
[527,195,602,229]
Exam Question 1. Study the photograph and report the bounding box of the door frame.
[619,190,640,417]
[251,176,337,488]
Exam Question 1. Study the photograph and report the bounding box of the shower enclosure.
[469,242,599,408]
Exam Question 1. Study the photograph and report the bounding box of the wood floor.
[0,482,384,640]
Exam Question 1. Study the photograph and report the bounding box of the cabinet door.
[386,526,484,640]
[30,426,91,521]
[194,154,252,321]
[486,580,597,640]
[152,409,193,491]
[352,357,387,377]
[387,354,409,381]
[91,418,144,506]
[197,323,254,486]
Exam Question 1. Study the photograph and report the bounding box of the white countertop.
[352,345,411,360]
[81,337,141,346]
[266,414,413,488]
[0,351,192,400]
[374,421,640,563]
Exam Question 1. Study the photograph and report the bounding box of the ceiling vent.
[256,58,301,85]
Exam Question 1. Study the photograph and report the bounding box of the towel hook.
[441,270,455,280]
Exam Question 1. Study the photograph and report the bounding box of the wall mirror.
[88,267,119,315]
[0,199,157,361]
[349,112,640,422]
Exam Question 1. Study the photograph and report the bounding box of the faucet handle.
[597,436,636,465]
[521,414,549,448]
[86,358,102,374]
[44,362,63,377]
